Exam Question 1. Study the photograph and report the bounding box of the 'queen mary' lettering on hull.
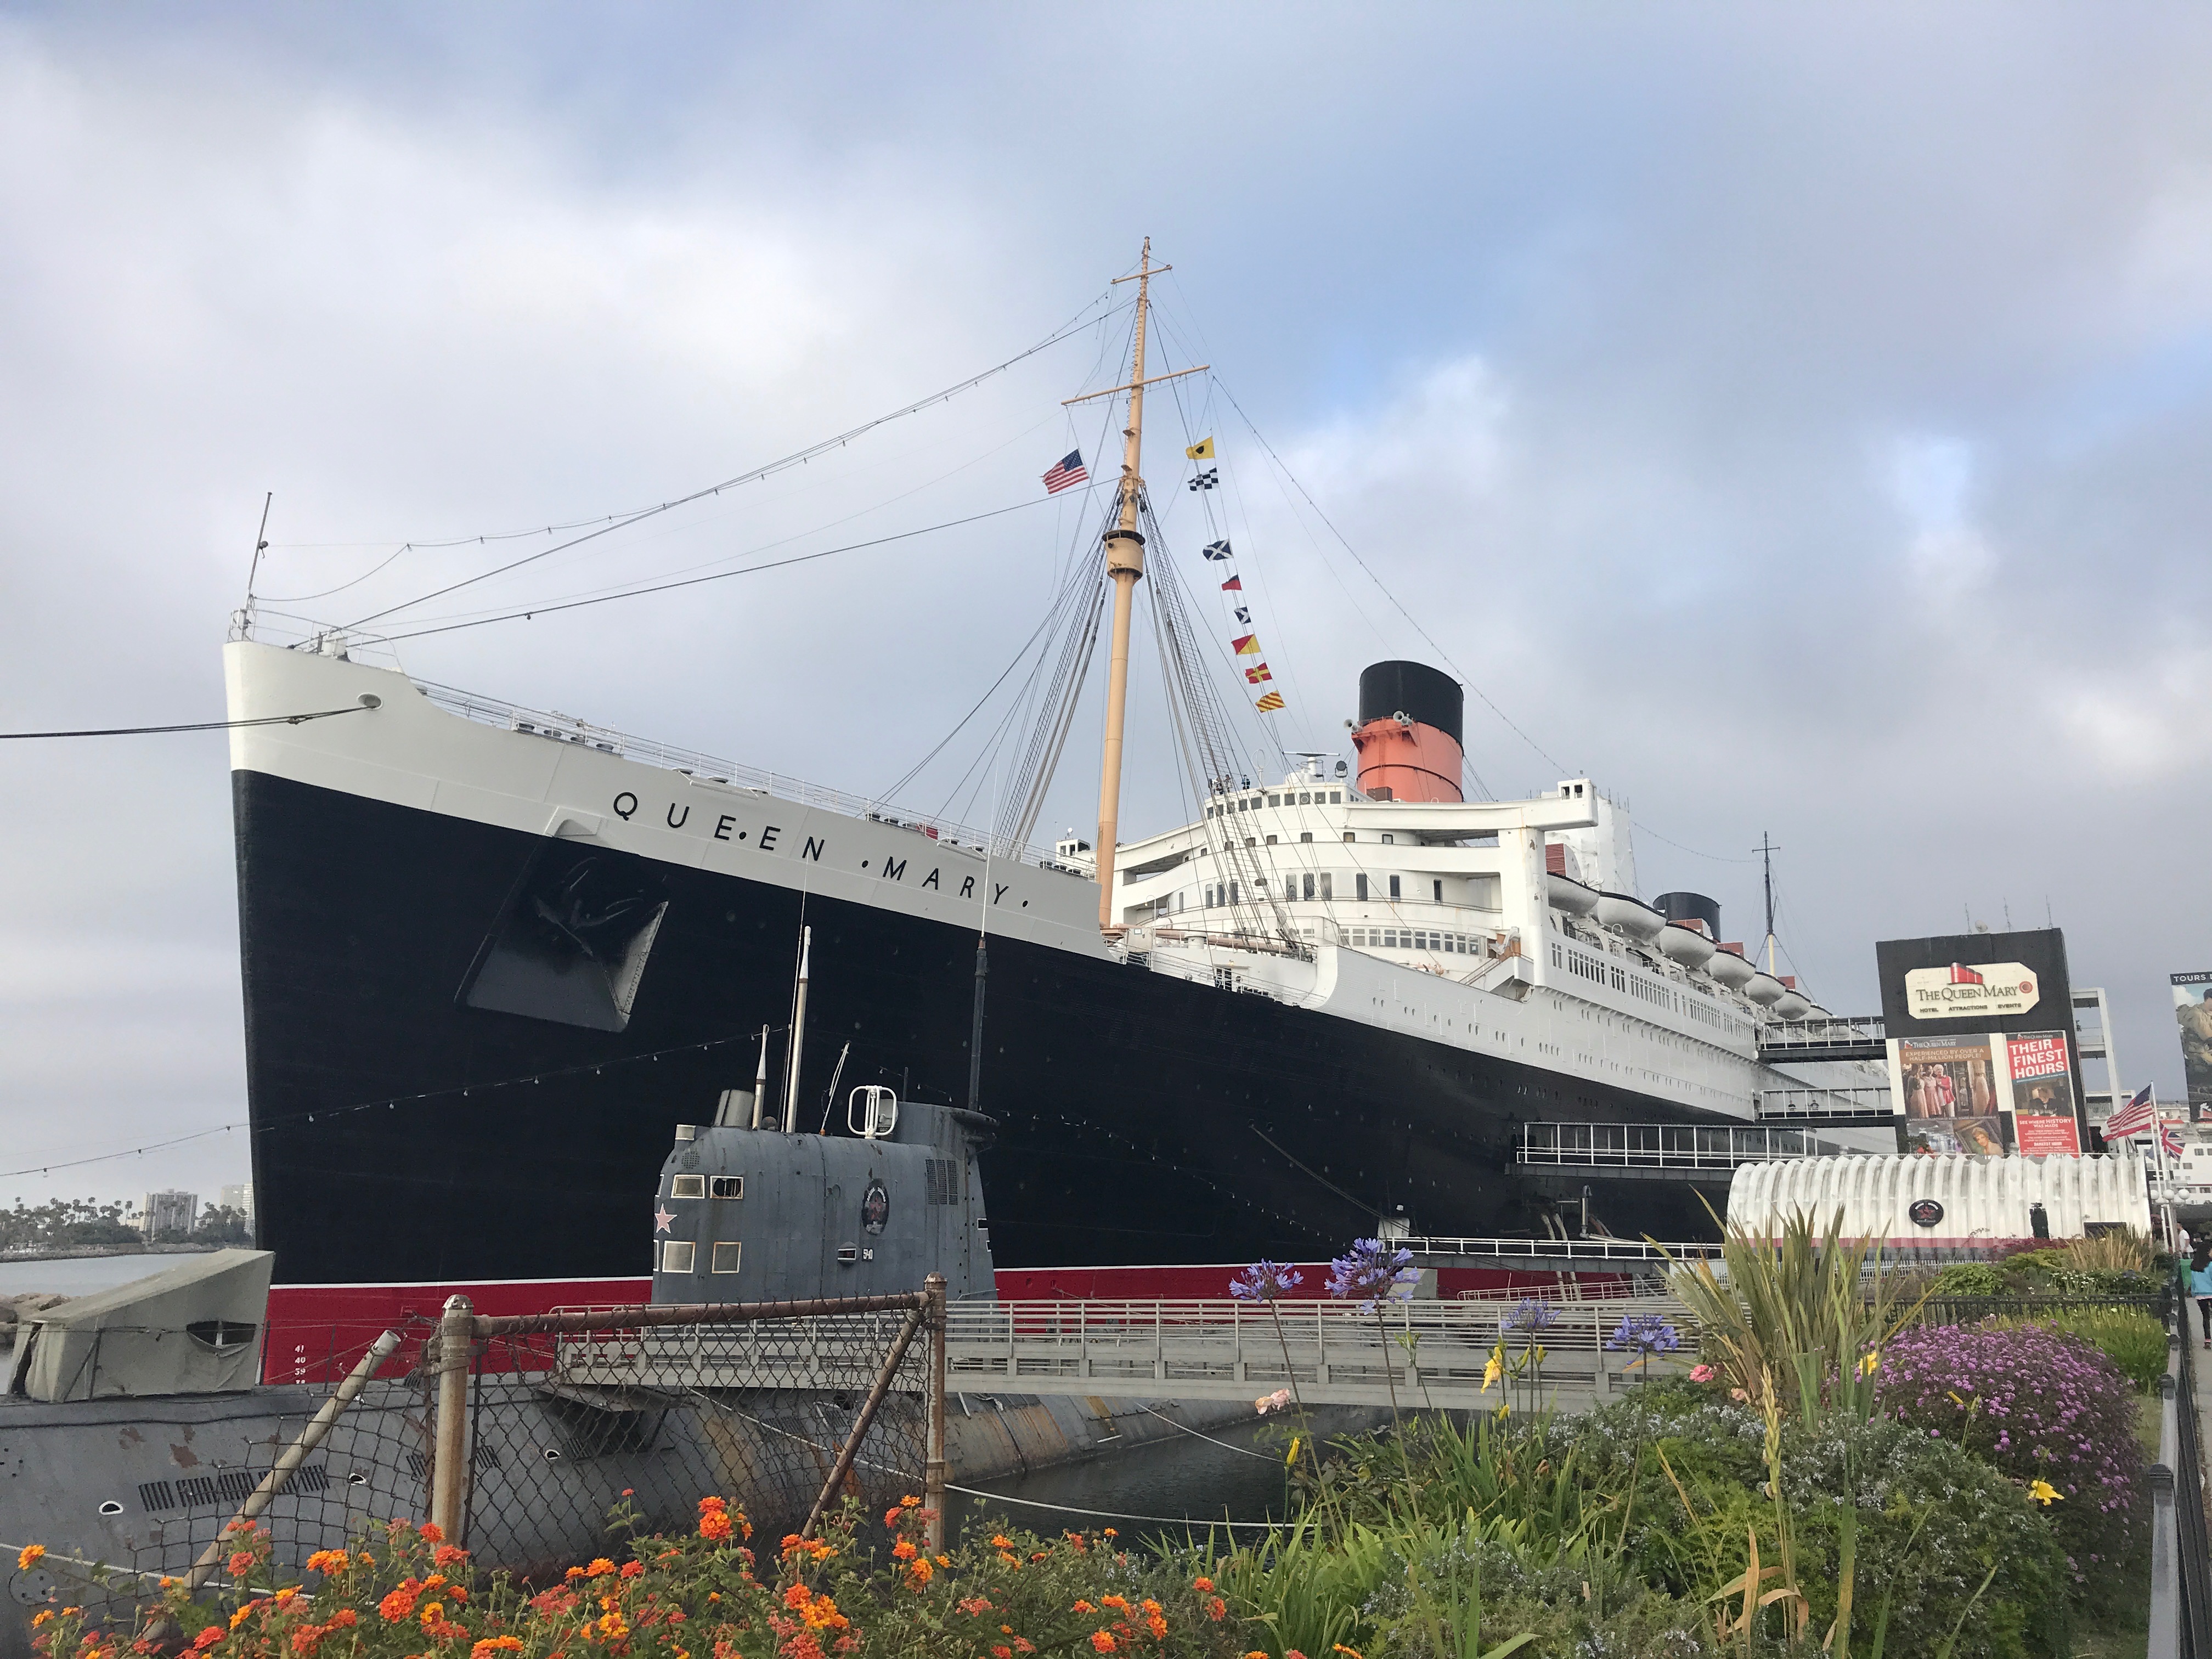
[614,789,1026,907]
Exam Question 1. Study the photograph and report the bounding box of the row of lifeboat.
[1546,873,1820,1021]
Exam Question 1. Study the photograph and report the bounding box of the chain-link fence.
[9,1286,945,1646]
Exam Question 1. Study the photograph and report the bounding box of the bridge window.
[660,1240,696,1273]
[710,1242,742,1273]
[670,1175,704,1199]
[710,1176,743,1200]
[1390,876,1402,899]
[1357,874,1369,900]
[1303,873,1316,900]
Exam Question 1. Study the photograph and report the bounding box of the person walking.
[2190,1244,2212,1350]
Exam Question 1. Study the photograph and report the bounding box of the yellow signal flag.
[1232,634,1261,656]
[1254,690,1286,713]
[1184,436,1215,460]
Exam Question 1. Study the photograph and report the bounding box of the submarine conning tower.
[1350,659,1464,804]
[651,1093,996,1305]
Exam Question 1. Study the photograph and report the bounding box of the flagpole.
[2150,1084,2179,1252]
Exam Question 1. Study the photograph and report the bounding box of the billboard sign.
[1900,962,2041,1020]
[2174,972,2212,1110]
[1891,1035,2010,1157]
[2005,1031,2080,1157]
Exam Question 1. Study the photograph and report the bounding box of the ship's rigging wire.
[331,294,1130,632]
[0,705,374,741]
[0,1027,781,1181]
[352,496,1059,646]
[268,402,1070,612]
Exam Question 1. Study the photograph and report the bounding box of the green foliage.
[0,1198,142,1252]
[1978,1306,2168,1393]
[1664,1205,1921,1421]
[1928,1262,2008,1297]
[1775,1417,2073,1659]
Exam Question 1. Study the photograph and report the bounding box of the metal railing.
[1518,1121,1833,1170]
[1398,1235,1723,1266]
[1754,1086,1897,1122]
[2168,1288,2212,1656]
[1755,1014,1886,1051]
[411,679,1062,871]
[937,1295,1690,1409]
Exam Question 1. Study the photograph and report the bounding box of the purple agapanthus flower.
[1503,1296,1560,1334]
[1605,1312,1681,1357]
[1229,1260,1304,1302]
[1327,1237,1418,1311]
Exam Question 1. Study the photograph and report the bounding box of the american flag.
[1041,450,1088,494]
[2104,1084,2154,1139]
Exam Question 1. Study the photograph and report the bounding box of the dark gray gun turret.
[650,1091,995,1304]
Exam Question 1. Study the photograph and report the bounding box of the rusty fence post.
[923,1272,947,1551]
[430,1294,476,1541]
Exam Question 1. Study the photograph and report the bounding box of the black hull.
[234,771,1724,1288]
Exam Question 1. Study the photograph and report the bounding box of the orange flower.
[992,1649,1011,1659]
[1099,1597,1130,1615]
[904,1559,933,1590]
[989,1536,1016,1550]
[1207,1598,1227,1622]
[378,1589,420,1623]
[587,1559,616,1578]
[619,1562,644,1580]
[226,1551,255,1579]
[329,1613,357,1630]
[418,1525,445,1545]
[1072,1601,1096,1614]
[433,1545,468,1568]
[956,1598,993,1617]
[190,1629,223,1651]
[306,1551,349,1576]
[1090,1635,1116,1654]
[471,1640,524,1658]
[901,1496,919,1508]
[699,1511,733,1543]
[1192,1577,1215,1593]
[565,1567,586,1581]
[18,1544,46,1571]
[890,1540,917,1562]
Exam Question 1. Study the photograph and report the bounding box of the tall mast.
[1758,831,1778,975]
[1061,240,1206,935]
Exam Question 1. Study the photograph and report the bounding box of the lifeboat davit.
[1743,972,1787,1007]
[1706,949,1757,989]
[1657,923,1717,970]
[1773,989,1812,1020]
[1545,872,1601,916]
[1594,893,1667,942]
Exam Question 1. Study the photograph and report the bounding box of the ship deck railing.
[1518,1121,1845,1170]
[407,678,1062,871]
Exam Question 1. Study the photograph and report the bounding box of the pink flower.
[1689,1363,1715,1384]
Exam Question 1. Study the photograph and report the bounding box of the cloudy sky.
[3,3,2209,1207]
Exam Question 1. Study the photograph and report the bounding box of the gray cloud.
[4,3,2211,1200]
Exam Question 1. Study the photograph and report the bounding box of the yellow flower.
[1857,1351,1879,1378]
[2029,1479,2063,1505]
[31,1613,53,1629]
[18,1545,45,1571]
[1285,1436,1301,1467]
[230,1607,253,1630]
[1481,1347,1504,1392]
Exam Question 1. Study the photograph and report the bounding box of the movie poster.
[2005,1031,2080,1156]
[2174,972,2212,1109]
[1891,1035,2010,1156]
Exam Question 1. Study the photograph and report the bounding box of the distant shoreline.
[0,1243,224,1265]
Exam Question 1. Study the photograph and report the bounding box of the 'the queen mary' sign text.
[1902,962,2040,1019]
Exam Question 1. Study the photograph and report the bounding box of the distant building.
[141,1190,199,1242]
[219,1183,254,1222]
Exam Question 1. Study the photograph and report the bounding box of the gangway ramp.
[938,1296,1689,1412]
